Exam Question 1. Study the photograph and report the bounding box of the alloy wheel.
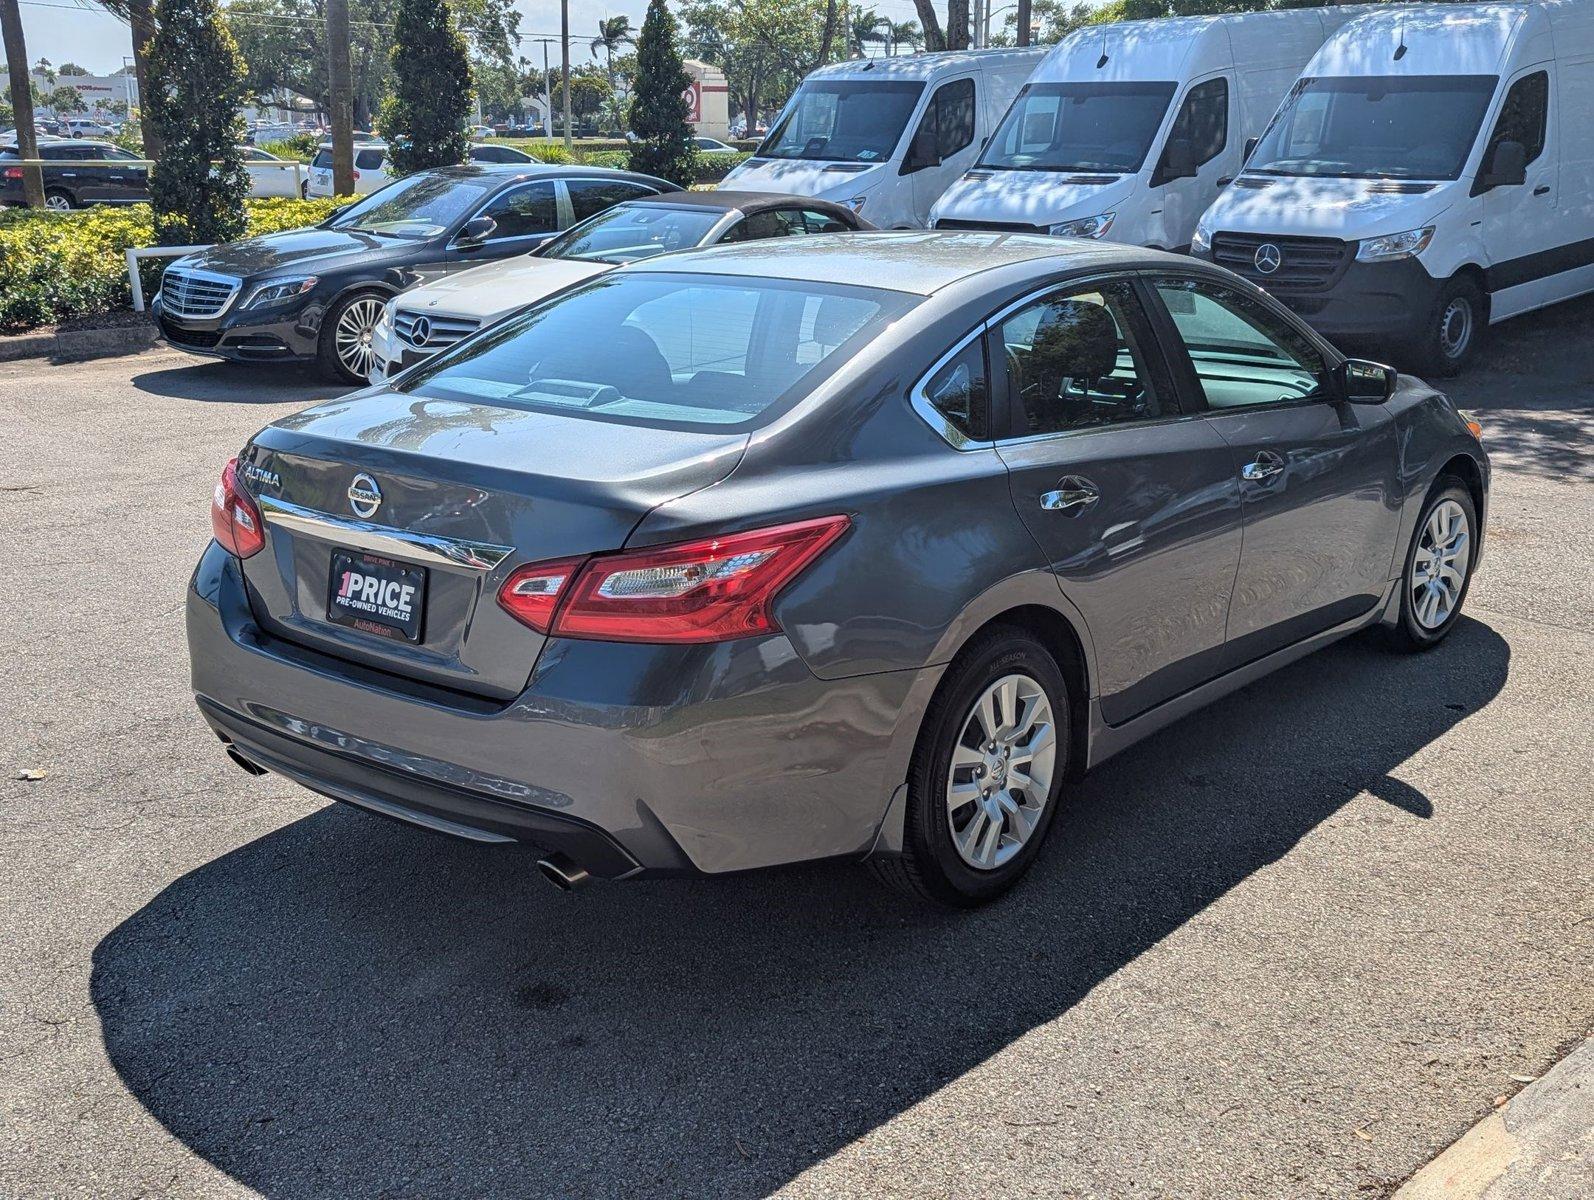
[335,297,386,379]
[1411,498,1471,630]
[945,673,1057,870]
[45,193,72,211]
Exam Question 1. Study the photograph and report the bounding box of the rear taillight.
[2,167,21,180]
[497,516,850,643]
[211,456,265,558]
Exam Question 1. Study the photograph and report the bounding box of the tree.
[591,15,634,93]
[143,0,249,243]
[1,0,44,206]
[94,2,163,158]
[381,0,473,175]
[627,0,695,185]
[57,61,89,75]
[888,20,922,53]
[848,6,890,56]
[682,0,850,138]
[46,86,84,114]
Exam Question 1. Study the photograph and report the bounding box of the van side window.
[1162,77,1228,173]
[1483,70,1549,168]
[933,78,977,160]
[1153,278,1327,410]
[997,280,1163,436]
[920,336,989,443]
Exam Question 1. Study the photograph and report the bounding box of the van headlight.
[1356,226,1435,263]
[1049,212,1115,239]
[243,275,318,309]
[1191,220,1212,254]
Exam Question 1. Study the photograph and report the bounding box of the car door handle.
[1039,476,1099,514]
[1533,185,1551,196]
[1240,450,1286,482]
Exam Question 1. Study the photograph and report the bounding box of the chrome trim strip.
[257,496,515,571]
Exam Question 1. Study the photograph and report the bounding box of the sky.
[17,0,946,77]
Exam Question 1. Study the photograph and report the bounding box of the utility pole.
[1016,0,1031,47]
[542,39,553,139]
[326,0,355,195]
[0,0,43,207]
[560,0,572,151]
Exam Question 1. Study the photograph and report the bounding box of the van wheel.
[871,625,1069,907]
[44,188,75,211]
[1410,276,1484,378]
[1386,478,1477,652]
[317,291,386,385]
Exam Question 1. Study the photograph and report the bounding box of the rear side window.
[1153,278,1326,409]
[997,281,1164,436]
[401,274,912,430]
[1162,77,1228,174]
[568,179,656,221]
[1483,70,1549,168]
[919,337,989,443]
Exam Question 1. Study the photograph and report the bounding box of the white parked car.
[306,140,539,197]
[721,47,1044,229]
[693,136,739,155]
[238,145,302,198]
[66,119,115,139]
[367,190,870,382]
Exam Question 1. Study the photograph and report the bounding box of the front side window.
[1248,75,1497,181]
[916,77,976,162]
[399,274,913,430]
[1159,77,1228,176]
[567,178,656,221]
[477,181,559,241]
[980,81,1178,174]
[542,203,721,262]
[920,337,989,443]
[758,80,926,163]
[1482,70,1549,169]
[328,173,492,238]
[997,280,1163,436]
[1153,278,1326,409]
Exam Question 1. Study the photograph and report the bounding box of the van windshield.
[979,81,1177,173]
[1248,75,1497,180]
[757,80,925,163]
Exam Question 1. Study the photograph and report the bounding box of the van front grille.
[1210,232,1351,293]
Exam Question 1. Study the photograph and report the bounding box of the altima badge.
[347,473,382,519]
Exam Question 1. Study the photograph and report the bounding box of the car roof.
[622,190,854,216]
[423,162,679,187]
[633,230,1182,295]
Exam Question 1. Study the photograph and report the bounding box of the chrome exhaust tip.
[224,744,268,777]
[536,853,591,892]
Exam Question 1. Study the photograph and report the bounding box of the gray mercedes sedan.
[188,232,1489,906]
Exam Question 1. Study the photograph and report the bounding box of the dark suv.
[151,163,677,382]
[0,140,150,209]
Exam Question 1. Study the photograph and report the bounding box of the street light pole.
[560,0,572,151]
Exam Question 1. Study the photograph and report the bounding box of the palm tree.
[590,15,634,94]
[889,20,923,55]
[848,7,889,57]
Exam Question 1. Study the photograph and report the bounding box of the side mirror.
[1156,137,1197,184]
[903,126,940,174]
[1337,358,1397,404]
[1243,136,1259,163]
[1476,139,1527,192]
[456,215,497,245]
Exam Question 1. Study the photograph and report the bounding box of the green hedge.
[488,139,750,182]
[0,197,342,334]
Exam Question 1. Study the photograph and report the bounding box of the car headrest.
[1028,299,1119,388]
[811,296,862,349]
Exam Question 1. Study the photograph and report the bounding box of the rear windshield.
[980,81,1177,173]
[312,149,332,169]
[397,273,915,430]
[1248,75,1498,180]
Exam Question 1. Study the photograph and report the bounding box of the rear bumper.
[187,542,924,878]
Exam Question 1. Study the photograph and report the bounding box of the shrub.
[259,133,319,162]
[0,198,342,334]
[381,0,473,176]
[627,0,698,187]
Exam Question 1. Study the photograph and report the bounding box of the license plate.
[327,551,426,642]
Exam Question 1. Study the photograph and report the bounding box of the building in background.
[682,59,729,141]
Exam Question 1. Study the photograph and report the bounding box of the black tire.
[316,290,386,385]
[1386,478,1478,652]
[44,188,75,211]
[872,625,1071,907]
[1407,275,1485,378]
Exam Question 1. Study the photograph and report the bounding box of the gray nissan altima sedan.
[188,232,1489,906]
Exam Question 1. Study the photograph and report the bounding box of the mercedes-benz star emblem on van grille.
[1253,243,1283,274]
[409,316,431,347]
[347,473,382,519]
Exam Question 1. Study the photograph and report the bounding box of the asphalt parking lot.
[2,303,1590,1199]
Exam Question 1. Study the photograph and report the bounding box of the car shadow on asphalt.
[90,618,1509,1199]
[131,358,344,405]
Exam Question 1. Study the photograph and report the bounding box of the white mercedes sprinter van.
[718,48,1044,229]
[928,8,1359,247]
[1193,1,1594,375]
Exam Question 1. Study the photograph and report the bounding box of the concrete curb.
[1394,1038,1591,1199]
[0,320,160,364]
